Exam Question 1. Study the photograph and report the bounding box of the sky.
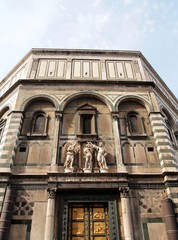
[0,0,178,98]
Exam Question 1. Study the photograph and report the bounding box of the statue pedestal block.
[64,167,74,173]
[93,168,100,173]
[83,168,92,173]
[100,168,108,173]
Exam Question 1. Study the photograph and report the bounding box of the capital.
[119,187,129,197]
[47,188,57,199]
[112,113,119,120]
[55,113,63,120]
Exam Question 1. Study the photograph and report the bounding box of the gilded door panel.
[68,203,109,240]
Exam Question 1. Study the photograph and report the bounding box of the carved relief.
[72,208,84,220]
[67,203,110,239]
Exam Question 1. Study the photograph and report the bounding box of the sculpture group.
[64,141,108,173]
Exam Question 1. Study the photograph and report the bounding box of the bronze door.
[68,203,110,240]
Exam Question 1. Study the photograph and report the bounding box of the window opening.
[82,114,92,134]
[19,147,26,152]
[147,147,154,152]
[165,119,175,144]
[130,114,139,133]
[33,114,45,133]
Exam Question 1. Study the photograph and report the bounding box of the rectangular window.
[82,114,92,134]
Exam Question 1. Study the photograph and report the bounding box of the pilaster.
[51,112,62,172]
[112,113,127,172]
[119,187,134,240]
[44,188,56,240]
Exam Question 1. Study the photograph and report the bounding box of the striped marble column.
[0,111,24,170]
[149,112,178,173]
[0,185,16,239]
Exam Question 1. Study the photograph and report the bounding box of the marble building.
[0,48,178,240]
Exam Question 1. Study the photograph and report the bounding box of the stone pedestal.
[64,167,74,173]
[83,168,92,173]
[100,168,108,173]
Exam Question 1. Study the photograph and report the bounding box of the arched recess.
[122,142,134,164]
[27,142,40,165]
[133,142,147,164]
[118,98,152,137]
[15,142,29,165]
[62,95,113,137]
[60,95,115,169]
[145,142,158,165]
[20,94,59,111]
[118,97,156,166]
[17,97,56,167]
[21,97,56,136]
[40,143,52,165]
[0,106,11,119]
[115,95,153,113]
[60,92,114,112]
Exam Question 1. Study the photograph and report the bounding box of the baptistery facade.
[0,49,178,240]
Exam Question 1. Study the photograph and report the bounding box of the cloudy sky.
[0,0,178,97]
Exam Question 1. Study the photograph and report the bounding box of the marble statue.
[83,142,93,172]
[64,141,80,173]
[90,142,108,172]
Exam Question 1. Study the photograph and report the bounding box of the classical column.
[0,185,16,240]
[44,188,56,240]
[162,198,178,240]
[51,113,62,172]
[119,187,134,240]
[112,113,126,172]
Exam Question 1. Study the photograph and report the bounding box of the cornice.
[31,48,142,58]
